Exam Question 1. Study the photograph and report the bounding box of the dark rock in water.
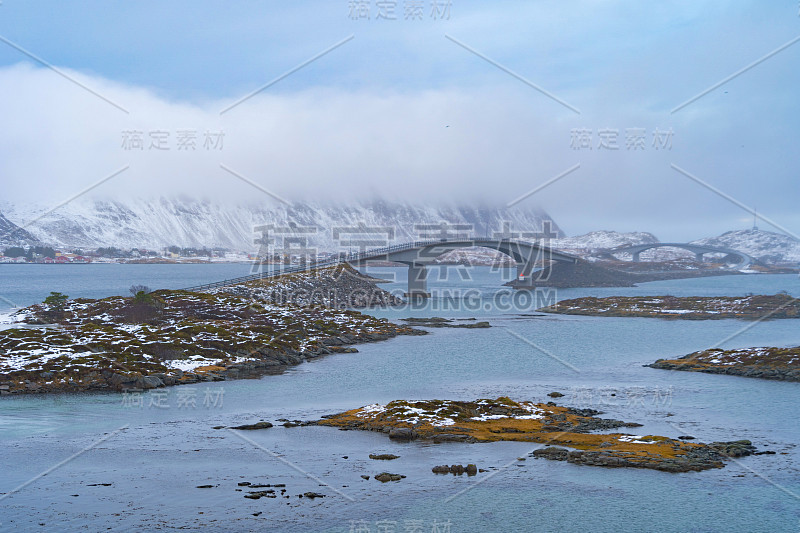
[196,485,216,489]
[388,427,415,441]
[369,454,400,460]
[360,475,370,480]
[547,392,564,398]
[533,447,570,461]
[303,492,325,499]
[237,482,251,486]
[678,435,696,440]
[708,440,757,458]
[432,464,478,475]
[375,472,405,482]
[754,450,776,455]
[212,426,225,430]
[244,490,278,500]
[231,421,273,430]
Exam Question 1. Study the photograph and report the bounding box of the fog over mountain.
[0,198,562,252]
[3,196,797,265]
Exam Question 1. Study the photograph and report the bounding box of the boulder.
[388,427,415,441]
[141,376,164,389]
[375,472,405,482]
[231,421,274,430]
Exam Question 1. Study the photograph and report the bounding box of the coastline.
[0,270,426,396]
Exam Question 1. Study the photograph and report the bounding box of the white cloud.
[0,55,797,241]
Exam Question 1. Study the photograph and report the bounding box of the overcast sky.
[0,1,798,240]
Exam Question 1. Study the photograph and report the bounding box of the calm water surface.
[0,266,798,532]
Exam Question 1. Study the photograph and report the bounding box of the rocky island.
[0,286,423,395]
[538,293,799,320]
[317,397,759,472]
[647,346,800,381]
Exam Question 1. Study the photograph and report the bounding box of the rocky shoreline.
[315,397,762,472]
[0,288,424,396]
[213,264,403,308]
[647,346,800,382]
[538,293,800,320]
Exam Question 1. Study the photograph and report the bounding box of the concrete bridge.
[345,239,578,296]
[611,243,753,270]
[183,238,578,295]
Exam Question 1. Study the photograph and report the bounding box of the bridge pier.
[695,252,704,262]
[405,264,430,298]
[632,252,641,262]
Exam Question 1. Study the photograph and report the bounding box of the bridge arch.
[611,243,753,270]
[346,239,578,296]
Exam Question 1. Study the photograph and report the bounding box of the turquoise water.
[0,266,798,532]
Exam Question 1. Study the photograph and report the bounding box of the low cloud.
[0,61,797,241]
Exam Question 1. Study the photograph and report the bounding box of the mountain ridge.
[0,198,563,253]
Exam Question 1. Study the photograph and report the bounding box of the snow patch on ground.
[617,435,657,444]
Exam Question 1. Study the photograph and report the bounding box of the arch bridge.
[183,239,578,296]
[611,243,753,270]
[347,239,578,296]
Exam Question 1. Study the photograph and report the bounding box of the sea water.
[0,266,798,532]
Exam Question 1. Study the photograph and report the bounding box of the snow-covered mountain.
[553,228,800,265]
[691,229,800,265]
[550,230,658,251]
[0,211,40,247]
[0,198,563,253]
